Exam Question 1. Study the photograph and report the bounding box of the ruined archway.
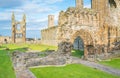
[70,30,94,58]
[73,36,84,50]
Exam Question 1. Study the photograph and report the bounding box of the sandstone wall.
[40,0,120,57]
[58,7,100,27]
[41,26,58,46]
[0,36,12,44]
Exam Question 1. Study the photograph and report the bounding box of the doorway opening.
[72,36,84,57]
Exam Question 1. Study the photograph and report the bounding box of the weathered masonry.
[12,13,26,43]
[41,0,120,58]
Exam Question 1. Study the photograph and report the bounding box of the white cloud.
[44,0,63,4]
[84,4,91,8]
[0,12,11,20]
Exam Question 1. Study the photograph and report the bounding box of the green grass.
[2,43,57,52]
[30,64,119,78]
[100,58,120,69]
[28,44,57,51]
[0,48,16,78]
[0,43,57,78]
[72,50,84,58]
[0,43,120,78]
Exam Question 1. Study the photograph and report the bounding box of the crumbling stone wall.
[12,13,26,43]
[41,0,120,58]
[12,42,73,68]
[41,26,58,46]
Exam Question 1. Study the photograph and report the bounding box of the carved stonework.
[41,0,120,58]
[12,13,26,43]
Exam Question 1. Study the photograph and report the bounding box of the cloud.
[0,0,23,8]
[84,0,91,8]
[0,0,91,38]
[84,4,91,8]
[0,13,11,20]
[44,0,63,4]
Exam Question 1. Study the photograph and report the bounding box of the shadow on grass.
[72,49,84,58]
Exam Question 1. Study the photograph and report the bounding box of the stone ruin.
[11,12,26,43]
[41,0,120,60]
[11,41,120,78]
[12,41,120,71]
[112,41,120,50]
[12,41,73,70]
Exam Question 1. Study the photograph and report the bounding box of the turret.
[48,15,54,28]
[76,0,83,9]
[23,14,26,22]
[12,12,15,22]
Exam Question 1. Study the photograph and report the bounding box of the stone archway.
[73,36,84,51]
[70,30,94,58]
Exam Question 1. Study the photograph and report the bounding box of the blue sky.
[0,0,91,38]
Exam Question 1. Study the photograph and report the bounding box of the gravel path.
[15,69,36,78]
[12,52,120,78]
[71,57,120,76]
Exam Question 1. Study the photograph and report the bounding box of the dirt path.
[72,57,120,76]
[15,69,36,78]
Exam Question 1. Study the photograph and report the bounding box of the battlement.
[58,7,100,27]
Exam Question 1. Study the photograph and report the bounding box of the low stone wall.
[87,50,120,61]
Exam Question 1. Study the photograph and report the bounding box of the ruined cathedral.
[12,13,26,43]
[41,0,120,58]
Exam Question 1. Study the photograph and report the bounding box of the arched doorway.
[73,36,84,51]
[70,30,94,58]
[73,36,84,57]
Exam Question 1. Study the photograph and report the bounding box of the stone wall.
[41,26,58,46]
[41,0,120,58]
[0,36,12,44]
[12,13,26,43]
[58,7,100,27]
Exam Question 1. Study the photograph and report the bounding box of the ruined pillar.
[12,12,16,43]
[48,15,54,28]
[11,13,26,43]
[76,0,83,9]
[22,14,26,43]
[84,45,88,59]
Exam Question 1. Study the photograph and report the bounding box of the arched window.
[16,24,21,31]
[109,0,117,8]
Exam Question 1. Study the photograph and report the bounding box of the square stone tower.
[48,15,54,28]
[92,0,108,16]
[76,0,83,9]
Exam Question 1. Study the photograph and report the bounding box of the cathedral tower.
[11,13,26,43]
[12,12,16,43]
[48,15,54,28]
[92,0,109,16]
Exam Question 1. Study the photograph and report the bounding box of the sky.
[0,0,91,39]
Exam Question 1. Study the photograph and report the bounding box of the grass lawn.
[0,43,120,78]
[2,43,57,52]
[100,58,120,69]
[30,64,119,78]
[71,50,84,58]
[0,43,57,78]
[0,47,16,78]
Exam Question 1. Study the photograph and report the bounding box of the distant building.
[0,36,11,44]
